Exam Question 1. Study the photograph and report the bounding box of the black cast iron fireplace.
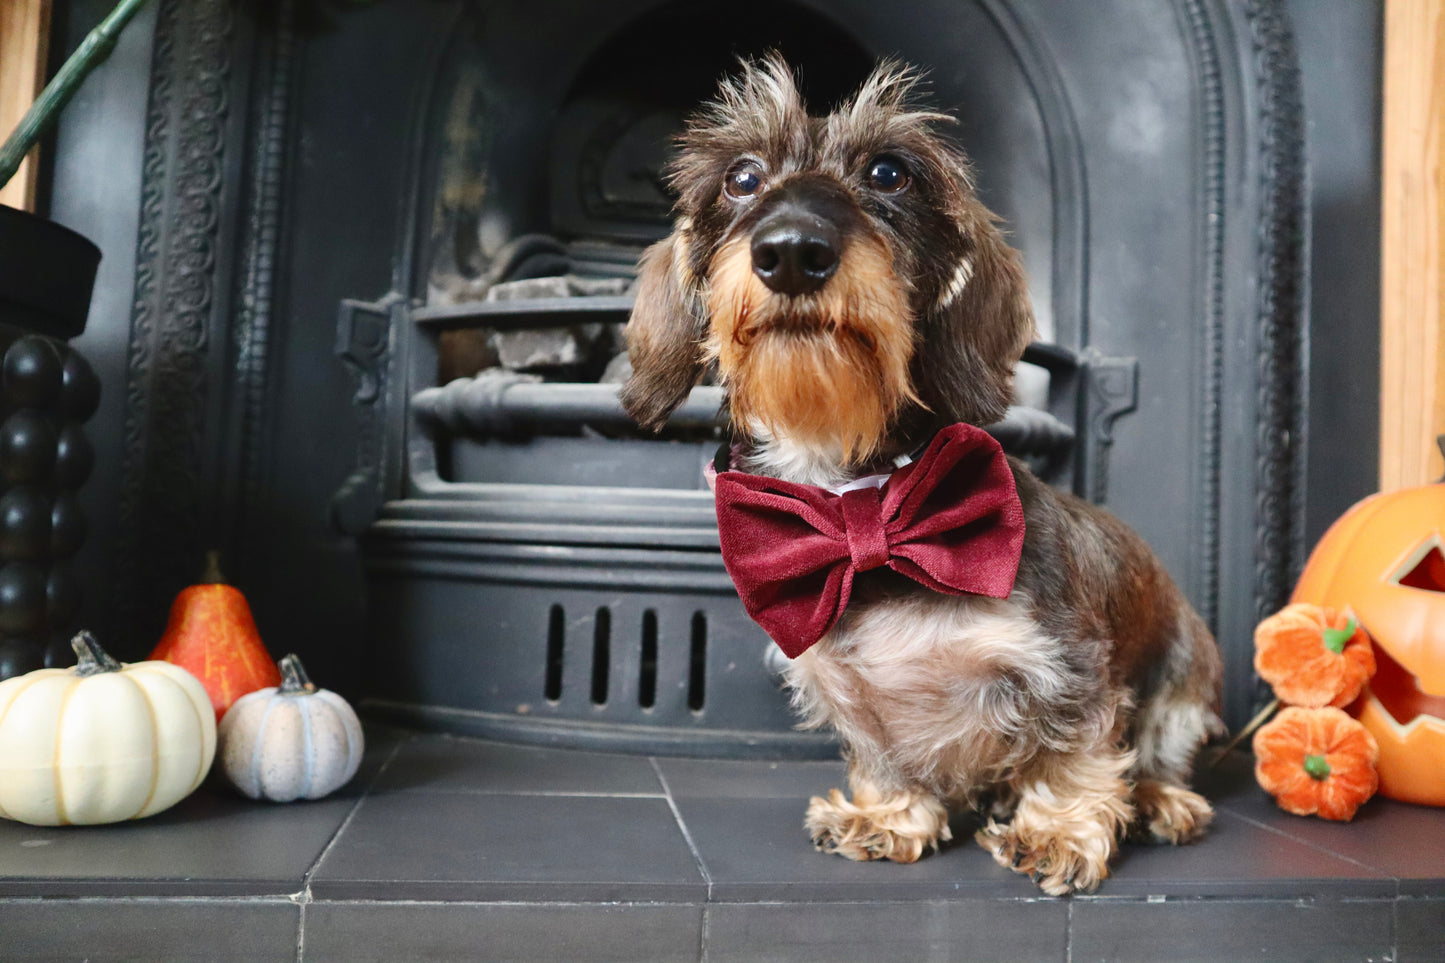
[308,0,1310,756]
[92,0,1341,761]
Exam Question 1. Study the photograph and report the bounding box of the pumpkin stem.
[278,653,317,695]
[1303,753,1332,780]
[1321,615,1357,655]
[70,630,122,676]
[201,549,226,584]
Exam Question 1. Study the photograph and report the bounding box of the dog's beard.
[706,236,918,463]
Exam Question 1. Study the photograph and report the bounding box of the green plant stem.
[1207,697,1280,768]
[0,0,153,194]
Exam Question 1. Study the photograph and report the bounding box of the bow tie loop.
[714,423,1026,659]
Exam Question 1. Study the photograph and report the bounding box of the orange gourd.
[1292,473,1445,806]
[1254,706,1379,821]
[1253,603,1375,708]
[149,552,281,722]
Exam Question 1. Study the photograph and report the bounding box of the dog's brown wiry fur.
[706,233,916,461]
[621,54,1223,896]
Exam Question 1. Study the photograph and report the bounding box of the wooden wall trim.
[1380,0,1445,489]
[0,0,51,211]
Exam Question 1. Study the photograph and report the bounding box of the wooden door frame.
[0,0,51,211]
[1380,0,1445,489]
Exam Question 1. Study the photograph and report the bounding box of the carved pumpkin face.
[1293,483,1445,806]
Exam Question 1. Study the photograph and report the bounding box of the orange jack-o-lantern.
[1292,479,1445,806]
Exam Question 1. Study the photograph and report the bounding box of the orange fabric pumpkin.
[1292,478,1445,805]
[149,553,280,722]
[1253,603,1375,708]
[1254,706,1379,821]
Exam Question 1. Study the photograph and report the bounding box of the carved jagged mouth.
[1367,637,1445,731]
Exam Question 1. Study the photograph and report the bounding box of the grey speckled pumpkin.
[218,654,363,802]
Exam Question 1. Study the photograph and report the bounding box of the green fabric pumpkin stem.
[1303,754,1332,780]
[1321,615,1357,654]
[70,631,122,677]
[278,654,317,695]
[0,0,154,192]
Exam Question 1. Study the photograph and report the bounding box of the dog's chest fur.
[784,589,1099,804]
[754,434,1112,804]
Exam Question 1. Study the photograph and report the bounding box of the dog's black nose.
[750,218,841,296]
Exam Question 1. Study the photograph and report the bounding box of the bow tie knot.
[714,423,1027,658]
[840,486,890,572]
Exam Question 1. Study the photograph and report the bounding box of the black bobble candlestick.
[0,335,99,679]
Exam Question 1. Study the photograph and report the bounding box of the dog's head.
[621,54,1035,464]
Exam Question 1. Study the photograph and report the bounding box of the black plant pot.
[0,205,103,680]
[0,205,100,338]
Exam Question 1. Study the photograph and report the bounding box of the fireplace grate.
[350,288,1131,757]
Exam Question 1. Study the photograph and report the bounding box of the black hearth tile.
[374,734,664,795]
[0,898,299,962]
[302,901,703,962]
[308,790,706,902]
[1396,897,1445,963]
[653,755,847,799]
[1199,746,1445,894]
[704,900,1066,963]
[1190,746,1260,807]
[0,788,356,897]
[673,795,1039,901]
[1218,789,1445,896]
[1069,897,1393,963]
[1096,810,1394,898]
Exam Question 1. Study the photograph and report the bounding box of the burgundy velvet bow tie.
[714,423,1026,659]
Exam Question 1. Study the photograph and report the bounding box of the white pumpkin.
[0,632,217,826]
[219,654,363,802]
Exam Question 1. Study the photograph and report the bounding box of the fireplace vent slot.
[689,612,708,712]
[545,604,566,702]
[591,607,612,705]
[639,610,658,709]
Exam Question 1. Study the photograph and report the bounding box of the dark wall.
[44,0,157,657]
[1285,0,1383,552]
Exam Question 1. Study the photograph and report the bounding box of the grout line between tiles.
[1064,897,1073,963]
[650,757,713,903]
[1391,894,1399,963]
[1215,806,1402,892]
[384,789,668,798]
[0,895,298,905]
[294,735,411,963]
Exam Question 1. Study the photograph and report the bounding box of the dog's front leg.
[805,771,951,863]
[975,741,1135,895]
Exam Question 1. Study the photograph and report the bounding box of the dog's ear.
[913,201,1036,428]
[620,231,709,431]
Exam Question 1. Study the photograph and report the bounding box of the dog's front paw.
[806,787,951,863]
[975,817,1114,896]
[1130,779,1213,844]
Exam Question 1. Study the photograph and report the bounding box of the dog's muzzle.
[750,207,842,297]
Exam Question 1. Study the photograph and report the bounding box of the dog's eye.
[867,156,910,193]
[724,162,765,199]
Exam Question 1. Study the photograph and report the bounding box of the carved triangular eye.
[1395,539,1445,592]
